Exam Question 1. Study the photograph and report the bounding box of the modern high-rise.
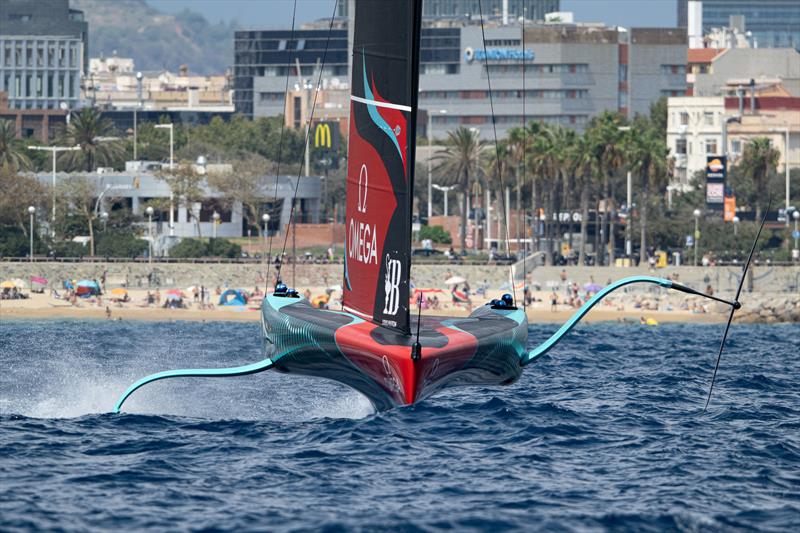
[0,0,88,110]
[338,0,560,19]
[236,19,686,138]
[677,0,800,49]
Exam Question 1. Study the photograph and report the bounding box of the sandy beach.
[0,287,725,324]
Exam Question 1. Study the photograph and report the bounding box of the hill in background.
[73,0,237,75]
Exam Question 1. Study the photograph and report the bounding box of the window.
[705,139,718,154]
[703,112,714,126]
[278,40,287,51]
[296,39,305,50]
[731,139,742,154]
[680,112,689,126]
[676,139,687,155]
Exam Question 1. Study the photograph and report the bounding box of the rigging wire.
[266,0,299,291]
[275,0,339,286]
[521,10,527,310]
[477,0,517,306]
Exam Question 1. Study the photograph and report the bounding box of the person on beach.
[155,289,161,306]
[105,306,112,320]
[550,290,558,312]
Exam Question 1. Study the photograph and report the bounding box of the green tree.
[206,152,270,235]
[57,175,101,255]
[432,127,485,253]
[56,107,125,171]
[0,119,32,170]
[158,163,207,237]
[0,164,47,236]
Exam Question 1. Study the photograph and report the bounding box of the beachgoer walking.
[550,290,558,312]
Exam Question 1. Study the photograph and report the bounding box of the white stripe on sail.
[350,95,412,112]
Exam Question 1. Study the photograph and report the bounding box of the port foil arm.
[113,357,276,413]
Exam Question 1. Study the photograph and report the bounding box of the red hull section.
[335,320,478,405]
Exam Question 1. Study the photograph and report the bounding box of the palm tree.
[626,117,670,262]
[432,127,485,253]
[739,137,780,220]
[56,107,125,172]
[0,119,32,170]
[570,132,596,265]
[586,111,627,265]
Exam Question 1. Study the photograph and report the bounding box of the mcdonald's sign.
[313,121,339,151]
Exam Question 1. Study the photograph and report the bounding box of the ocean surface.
[1,318,798,531]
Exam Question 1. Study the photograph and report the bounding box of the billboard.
[706,155,726,211]
[313,121,340,152]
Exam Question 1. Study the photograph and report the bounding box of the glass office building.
[338,0,560,20]
[678,0,800,49]
[0,0,88,110]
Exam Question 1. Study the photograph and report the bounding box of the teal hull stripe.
[524,276,673,366]
[112,357,276,413]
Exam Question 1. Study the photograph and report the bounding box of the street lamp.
[145,206,154,264]
[427,109,447,220]
[26,145,80,237]
[768,127,791,226]
[432,184,456,217]
[733,215,740,237]
[262,213,271,266]
[101,211,109,231]
[134,71,143,160]
[793,210,800,262]
[693,208,702,266]
[154,123,175,236]
[27,206,35,262]
[212,211,220,239]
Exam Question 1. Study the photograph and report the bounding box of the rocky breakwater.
[734,294,800,324]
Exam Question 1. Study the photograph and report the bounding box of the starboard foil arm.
[522,275,739,366]
[112,356,277,413]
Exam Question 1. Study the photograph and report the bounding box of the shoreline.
[1,294,726,325]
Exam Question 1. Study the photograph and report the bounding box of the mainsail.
[343,0,422,333]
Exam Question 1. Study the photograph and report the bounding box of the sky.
[148,0,677,29]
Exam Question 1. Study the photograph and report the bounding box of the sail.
[343,0,422,334]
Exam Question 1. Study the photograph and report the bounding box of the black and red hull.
[261,294,528,411]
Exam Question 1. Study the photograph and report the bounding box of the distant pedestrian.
[105,306,112,320]
[550,290,558,312]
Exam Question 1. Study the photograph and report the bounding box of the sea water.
[1,319,798,531]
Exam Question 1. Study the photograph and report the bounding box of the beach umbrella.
[110,288,128,297]
[1,280,16,289]
[166,289,184,297]
[10,278,27,289]
[185,286,198,294]
[30,276,47,286]
[445,276,467,285]
[77,280,100,289]
[584,282,603,293]
[165,293,182,301]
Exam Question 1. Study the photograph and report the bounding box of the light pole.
[28,206,35,261]
[262,213,270,267]
[617,126,632,260]
[26,145,80,237]
[134,71,142,160]
[154,123,175,236]
[432,184,456,216]
[146,206,154,264]
[733,215,740,236]
[212,211,220,239]
[693,208,702,266]
[768,127,791,226]
[793,210,799,262]
[427,109,447,220]
[101,211,109,230]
